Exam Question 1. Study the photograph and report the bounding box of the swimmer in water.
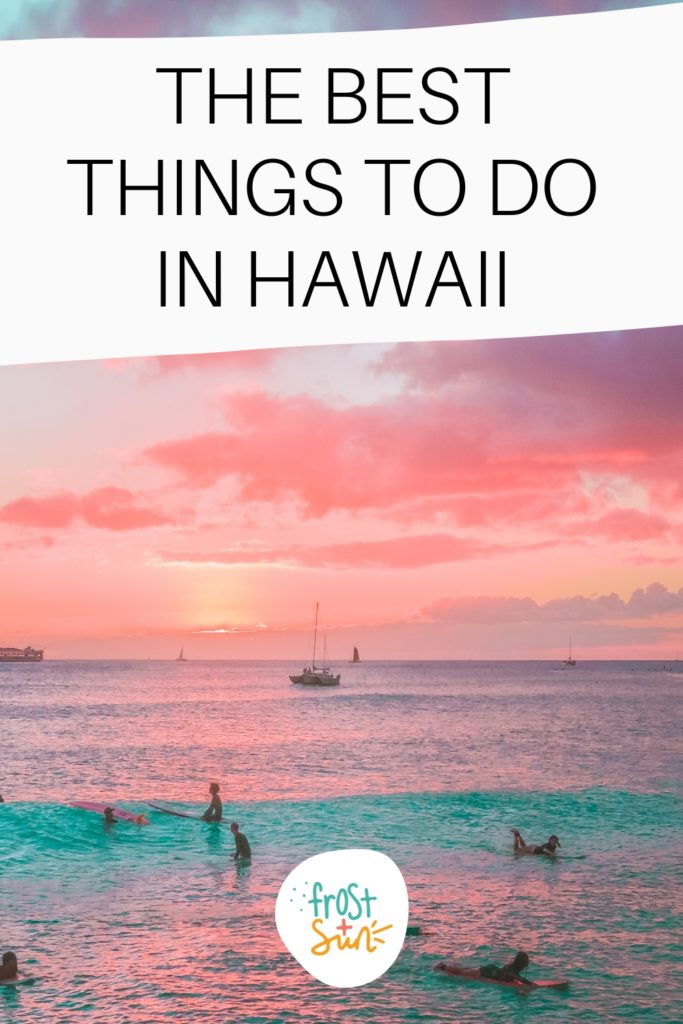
[512,828,560,856]
[0,952,18,981]
[201,782,223,822]
[104,807,148,825]
[230,821,251,862]
[436,950,533,985]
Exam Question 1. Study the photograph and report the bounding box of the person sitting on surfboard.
[0,952,18,981]
[201,782,223,822]
[230,821,251,862]
[512,828,560,856]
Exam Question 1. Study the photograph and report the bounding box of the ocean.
[1,660,681,1023]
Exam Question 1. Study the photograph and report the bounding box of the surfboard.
[435,964,568,989]
[511,852,586,861]
[69,800,148,824]
[146,800,223,823]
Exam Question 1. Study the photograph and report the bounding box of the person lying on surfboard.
[0,952,18,981]
[436,951,533,985]
[512,829,560,856]
[230,821,251,862]
[201,782,223,822]
[480,951,532,984]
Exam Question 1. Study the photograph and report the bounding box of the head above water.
[104,807,115,821]
[209,782,220,795]
[2,952,18,966]
[230,821,239,833]
[548,835,561,850]
[512,951,530,971]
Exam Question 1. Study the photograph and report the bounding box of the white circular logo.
[275,848,409,988]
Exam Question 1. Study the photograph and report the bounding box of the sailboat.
[349,646,360,664]
[290,604,341,686]
[176,648,186,661]
[563,638,576,667]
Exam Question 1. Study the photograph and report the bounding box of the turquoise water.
[1,660,682,1022]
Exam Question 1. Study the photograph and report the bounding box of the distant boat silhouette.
[563,638,576,667]
[176,648,186,661]
[349,646,360,663]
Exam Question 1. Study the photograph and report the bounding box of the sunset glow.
[1,330,682,659]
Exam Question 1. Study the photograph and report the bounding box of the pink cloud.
[380,328,683,460]
[158,533,512,570]
[143,388,583,516]
[393,489,592,527]
[563,508,671,542]
[420,581,683,625]
[141,329,683,535]
[0,487,172,531]
[0,534,55,551]
[0,492,78,528]
[129,621,270,638]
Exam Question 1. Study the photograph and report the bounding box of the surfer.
[0,952,18,981]
[230,821,251,862]
[480,951,533,985]
[103,807,116,824]
[436,951,533,986]
[201,782,223,822]
[512,829,560,856]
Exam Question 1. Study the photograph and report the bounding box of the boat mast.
[312,602,319,668]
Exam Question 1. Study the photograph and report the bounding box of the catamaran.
[290,604,340,686]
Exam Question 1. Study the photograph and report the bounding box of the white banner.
[0,4,681,365]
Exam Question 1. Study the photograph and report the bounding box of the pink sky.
[1,329,682,659]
